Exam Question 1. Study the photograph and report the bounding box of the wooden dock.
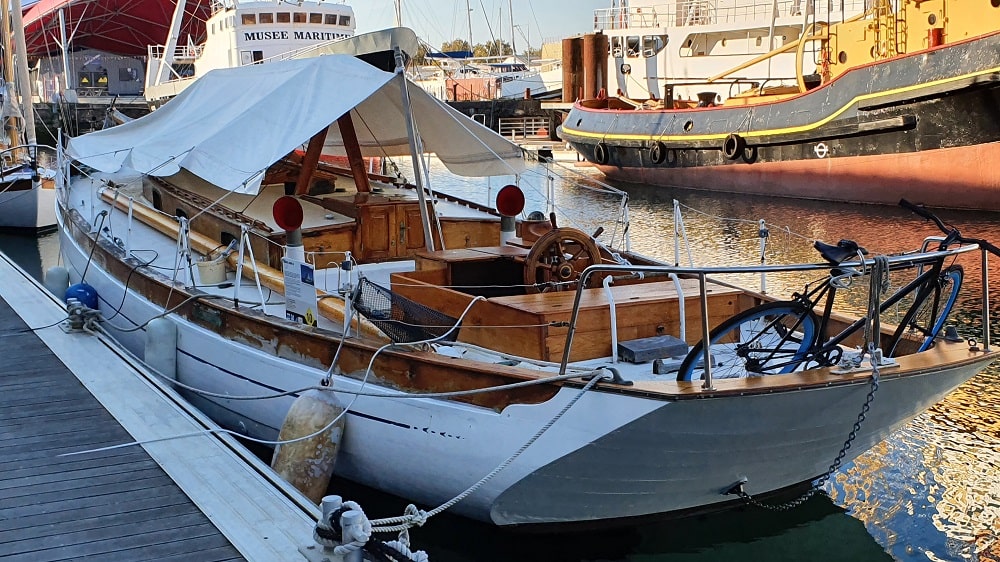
[0,253,319,561]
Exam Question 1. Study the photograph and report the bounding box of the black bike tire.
[676,301,819,381]
[888,264,963,355]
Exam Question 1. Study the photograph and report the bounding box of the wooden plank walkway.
[0,253,318,561]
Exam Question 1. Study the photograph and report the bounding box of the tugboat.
[559,0,1000,211]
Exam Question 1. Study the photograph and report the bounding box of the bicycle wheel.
[677,301,819,381]
[888,264,963,355]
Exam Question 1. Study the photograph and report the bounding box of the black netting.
[352,277,460,343]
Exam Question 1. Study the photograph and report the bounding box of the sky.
[350,0,611,52]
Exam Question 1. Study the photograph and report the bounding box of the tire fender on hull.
[594,142,610,165]
[722,133,746,161]
[649,141,667,164]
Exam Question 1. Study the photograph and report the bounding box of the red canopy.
[23,0,210,59]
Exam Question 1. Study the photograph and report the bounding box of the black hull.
[559,32,1000,210]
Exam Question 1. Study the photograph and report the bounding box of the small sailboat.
[0,0,55,232]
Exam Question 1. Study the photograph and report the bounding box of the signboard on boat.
[282,257,318,327]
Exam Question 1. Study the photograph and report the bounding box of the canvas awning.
[66,55,525,194]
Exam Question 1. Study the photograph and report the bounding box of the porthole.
[838,51,847,64]
[683,120,694,132]
[928,14,937,24]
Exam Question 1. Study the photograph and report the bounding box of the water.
[7,167,999,562]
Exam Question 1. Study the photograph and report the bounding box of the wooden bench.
[392,267,746,362]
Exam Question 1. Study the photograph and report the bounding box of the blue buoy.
[65,283,98,309]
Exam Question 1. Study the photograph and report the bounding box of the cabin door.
[398,205,426,254]
[356,203,426,262]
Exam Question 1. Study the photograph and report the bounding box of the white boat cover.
[67,55,525,194]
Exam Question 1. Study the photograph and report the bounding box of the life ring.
[722,133,745,161]
[741,145,758,164]
[594,142,610,165]
[649,141,667,164]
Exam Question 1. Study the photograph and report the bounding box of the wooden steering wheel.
[523,227,602,293]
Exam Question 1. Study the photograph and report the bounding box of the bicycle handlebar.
[899,198,1000,257]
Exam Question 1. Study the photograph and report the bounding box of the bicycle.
[676,199,1000,381]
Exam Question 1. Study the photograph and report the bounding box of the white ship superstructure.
[145,0,356,107]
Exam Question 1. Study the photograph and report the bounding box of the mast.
[11,0,36,144]
[394,47,435,252]
[394,0,401,27]
[508,0,515,60]
[0,0,18,150]
[466,0,473,53]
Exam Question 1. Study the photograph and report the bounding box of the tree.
[439,39,471,54]
[411,44,428,66]
[476,39,512,58]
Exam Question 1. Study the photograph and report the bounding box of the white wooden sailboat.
[56,51,998,528]
[0,0,55,232]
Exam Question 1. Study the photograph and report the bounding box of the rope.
[367,371,613,533]
[675,201,815,242]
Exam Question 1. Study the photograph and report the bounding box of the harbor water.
[5,162,997,562]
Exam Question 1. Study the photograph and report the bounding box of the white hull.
[0,180,56,231]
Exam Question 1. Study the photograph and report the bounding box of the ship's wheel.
[523,228,602,293]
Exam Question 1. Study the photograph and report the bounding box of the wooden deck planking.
[0,299,246,561]
[0,253,318,561]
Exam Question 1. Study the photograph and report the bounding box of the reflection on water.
[0,231,61,281]
[6,161,999,560]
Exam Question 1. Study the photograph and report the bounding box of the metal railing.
[557,244,985,390]
[593,0,870,30]
[147,44,205,61]
[498,117,549,140]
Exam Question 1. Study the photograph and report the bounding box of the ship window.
[259,12,273,24]
[610,36,621,57]
[339,15,351,26]
[642,35,667,57]
[242,13,256,25]
[325,14,337,25]
[277,12,290,23]
[119,67,140,82]
[310,13,322,24]
[625,36,640,57]
[294,12,306,23]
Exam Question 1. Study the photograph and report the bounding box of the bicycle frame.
[785,256,950,368]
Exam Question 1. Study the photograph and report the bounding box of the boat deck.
[0,254,317,561]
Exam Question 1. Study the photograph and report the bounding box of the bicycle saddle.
[814,239,868,264]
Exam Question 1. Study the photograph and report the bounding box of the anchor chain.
[733,370,880,511]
